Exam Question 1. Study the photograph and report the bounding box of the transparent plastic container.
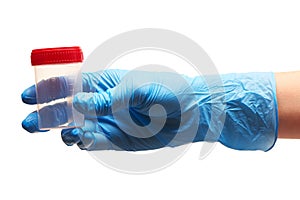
[31,46,84,129]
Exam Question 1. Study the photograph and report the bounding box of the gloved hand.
[22,69,278,151]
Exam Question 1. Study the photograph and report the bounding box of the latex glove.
[21,69,278,151]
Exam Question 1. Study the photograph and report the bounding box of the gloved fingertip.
[77,131,95,150]
[61,128,82,146]
[73,92,85,112]
[22,119,36,133]
[22,112,48,133]
[78,132,113,151]
[77,141,88,150]
[73,92,94,115]
[73,91,113,116]
[21,85,37,105]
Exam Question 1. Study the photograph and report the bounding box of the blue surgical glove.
[21,69,278,151]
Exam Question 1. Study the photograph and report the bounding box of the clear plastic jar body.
[34,62,84,129]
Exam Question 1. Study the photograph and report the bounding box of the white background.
[1,0,300,199]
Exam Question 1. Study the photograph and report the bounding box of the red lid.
[31,46,83,66]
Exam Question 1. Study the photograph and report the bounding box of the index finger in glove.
[21,76,70,105]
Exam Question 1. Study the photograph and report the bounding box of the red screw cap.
[31,46,83,66]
